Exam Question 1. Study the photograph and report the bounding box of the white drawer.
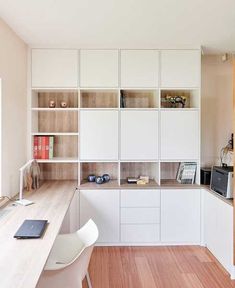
[121,224,160,242]
[121,208,160,224]
[121,190,160,207]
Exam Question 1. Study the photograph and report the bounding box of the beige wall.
[0,18,27,197]
[201,55,233,167]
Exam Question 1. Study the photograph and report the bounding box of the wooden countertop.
[0,180,77,288]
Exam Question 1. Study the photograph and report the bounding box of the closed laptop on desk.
[14,219,48,239]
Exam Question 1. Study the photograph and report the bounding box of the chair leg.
[86,272,92,288]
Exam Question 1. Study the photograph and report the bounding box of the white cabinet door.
[80,111,118,160]
[160,111,199,160]
[121,111,158,160]
[80,190,119,243]
[160,50,200,87]
[80,50,119,87]
[161,189,201,243]
[32,49,78,87]
[121,50,159,87]
[204,190,233,273]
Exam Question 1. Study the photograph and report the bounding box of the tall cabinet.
[30,48,201,244]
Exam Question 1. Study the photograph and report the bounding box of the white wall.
[0,18,27,197]
[201,55,233,167]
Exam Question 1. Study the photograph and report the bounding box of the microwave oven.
[210,166,233,199]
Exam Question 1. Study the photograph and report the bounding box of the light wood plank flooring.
[83,246,235,288]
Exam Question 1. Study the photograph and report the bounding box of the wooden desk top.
[0,180,77,288]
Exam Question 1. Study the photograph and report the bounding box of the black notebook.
[14,219,48,239]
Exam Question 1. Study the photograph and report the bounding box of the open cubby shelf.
[32,110,78,133]
[32,91,79,108]
[39,163,78,180]
[80,162,119,187]
[160,162,199,185]
[80,90,118,108]
[120,162,159,186]
[160,89,199,109]
[120,90,158,108]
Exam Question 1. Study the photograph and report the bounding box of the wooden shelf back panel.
[53,135,78,158]
[120,162,157,180]
[121,90,158,108]
[39,163,78,180]
[37,111,78,133]
[80,90,118,108]
[80,162,118,181]
[160,162,180,180]
[36,92,78,108]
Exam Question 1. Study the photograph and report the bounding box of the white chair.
[37,219,99,288]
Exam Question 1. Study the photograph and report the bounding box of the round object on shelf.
[87,175,96,182]
[49,100,56,108]
[95,176,104,184]
[102,174,110,182]
[60,101,68,108]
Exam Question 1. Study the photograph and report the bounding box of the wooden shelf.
[79,180,119,189]
[160,179,200,188]
[36,157,79,163]
[31,132,79,136]
[120,179,159,189]
[32,108,79,111]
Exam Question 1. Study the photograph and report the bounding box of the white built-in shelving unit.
[30,48,201,244]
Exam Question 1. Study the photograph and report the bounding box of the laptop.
[14,219,48,239]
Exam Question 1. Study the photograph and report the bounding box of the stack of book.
[33,136,54,159]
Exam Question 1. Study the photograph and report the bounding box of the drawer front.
[121,190,160,207]
[121,224,160,242]
[121,208,160,224]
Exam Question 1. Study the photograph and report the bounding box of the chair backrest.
[77,219,99,247]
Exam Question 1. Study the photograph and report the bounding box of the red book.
[45,137,49,159]
[41,136,47,159]
[37,136,42,159]
[33,136,38,159]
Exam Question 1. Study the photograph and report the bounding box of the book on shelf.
[49,136,54,159]
[33,136,54,160]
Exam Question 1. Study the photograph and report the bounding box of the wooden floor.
[83,246,235,288]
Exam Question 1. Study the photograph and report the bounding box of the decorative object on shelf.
[220,133,234,167]
[139,175,149,184]
[30,160,41,189]
[95,176,104,184]
[60,101,68,108]
[177,162,197,184]
[87,175,96,182]
[25,172,33,192]
[164,95,186,108]
[120,90,126,108]
[49,100,56,108]
[127,177,138,184]
[102,174,110,182]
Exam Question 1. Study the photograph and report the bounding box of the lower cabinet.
[120,190,160,243]
[204,189,233,274]
[161,189,201,243]
[80,189,119,243]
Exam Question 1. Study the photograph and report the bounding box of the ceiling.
[0,0,235,53]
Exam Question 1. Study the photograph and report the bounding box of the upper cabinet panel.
[32,49,78,88]
[121,50,159,87]
[160,50,200,88]
[80,50,119,87]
